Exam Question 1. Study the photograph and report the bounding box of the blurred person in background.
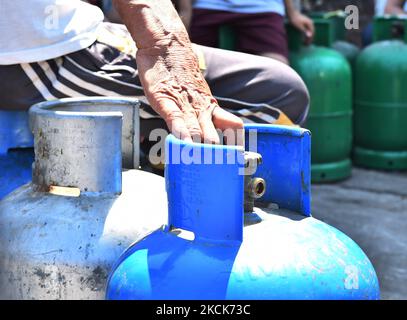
[188,0,315,64]
[385,0,407,14]
[87,0,193,26]
[362,0,407,47]
[375,0,389,16]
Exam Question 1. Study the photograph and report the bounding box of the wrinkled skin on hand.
[113,0,243,145]
[137,36,220,144]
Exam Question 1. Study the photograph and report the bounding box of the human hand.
[136,35,243,145]
[289,12,315,45]
[113,0,243,145]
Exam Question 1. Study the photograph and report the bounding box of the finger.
[303,26,313,45]
[195,96,220,144]
[179,90,203,142]
[158,98,193,142]
[184,109,203,143]
[172,116,194,142]
[305,21,315,40]
[198,106,220,145]
[305,28,313,39]
[212,107,244,146]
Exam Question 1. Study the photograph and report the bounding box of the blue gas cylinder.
[0,111,34,199]
[106,125,380,300]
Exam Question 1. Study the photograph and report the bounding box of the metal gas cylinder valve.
[243,151,266,212]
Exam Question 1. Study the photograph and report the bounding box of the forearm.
[112,0,190,50]
[283,0,298,19]
[385,0,407,15]
[111,0,242,144]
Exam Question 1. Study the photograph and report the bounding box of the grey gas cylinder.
[0,97,168,300]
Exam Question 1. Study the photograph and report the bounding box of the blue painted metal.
[165,134,245,242]
[106,125,380,300]
[0,149,34,200]
[0,111,34,199]
[245,124,311,216]
[0,111,33,153]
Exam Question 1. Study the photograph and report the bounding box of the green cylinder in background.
[288,21,353,183]
[219,25,237,51]
[354,17,407,170]
[310,11,360,68]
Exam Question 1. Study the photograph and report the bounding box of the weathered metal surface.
[106,132,380,300]
[312,168,407,300]
[107,207,380,300]
[0,170,167,300]
[0,97,167,300]
[245,124,311,216]
[30,97,140,172]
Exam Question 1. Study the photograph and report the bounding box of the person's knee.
[288,70,310,126]
[260,59,310,126]
[260,52,289,65]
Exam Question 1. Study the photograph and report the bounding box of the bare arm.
[112,0,242,144]
[385,0,407,15]
[284,0,314,44]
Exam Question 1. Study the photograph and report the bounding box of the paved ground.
[311,168,407,300]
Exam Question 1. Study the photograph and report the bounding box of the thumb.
[305,20,315,38]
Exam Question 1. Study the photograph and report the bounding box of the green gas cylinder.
[219,25,237,51]
[310,11,360,68]
[354,17,407,170]
[288,22,353,182]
